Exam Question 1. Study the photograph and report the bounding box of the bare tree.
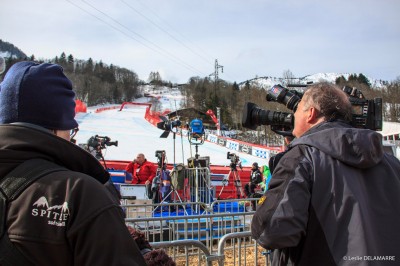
[282,69,295,87]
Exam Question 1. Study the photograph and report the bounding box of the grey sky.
[1,0,399,83]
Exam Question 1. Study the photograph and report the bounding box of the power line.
[135,0,216,61]
[120,0,214,67]
[130,0,242,82]
[81,0,207,75]
[66,0,207,76]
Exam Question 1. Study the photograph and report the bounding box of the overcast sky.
[1,0,399,84]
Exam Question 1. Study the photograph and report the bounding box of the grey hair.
[302,83,352,122]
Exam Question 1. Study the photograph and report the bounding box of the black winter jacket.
[251,121,400,266]
[0,124,146,266]
[250,169,262,184]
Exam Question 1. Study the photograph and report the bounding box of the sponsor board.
[226,140,239,151]
[208,134,218,143]
[239,144,252,155]
[252,147,270,159]
[217,137,227,147]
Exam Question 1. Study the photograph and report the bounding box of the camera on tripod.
[155,150,166,168]
[87,135,118,150]
[227,152,242,171]
[242,84,383,136]
[80,135,118,160]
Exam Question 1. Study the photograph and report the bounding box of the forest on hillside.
[1,48,400,146]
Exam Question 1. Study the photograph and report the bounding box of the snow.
[238,73,386,90]
[74,97,270,168]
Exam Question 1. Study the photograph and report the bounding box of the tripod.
[217,163,245,199]
[153,138,187,214]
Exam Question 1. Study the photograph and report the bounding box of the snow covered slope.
[74,104,269,167]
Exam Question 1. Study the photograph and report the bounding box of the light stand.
[187,119,213,213]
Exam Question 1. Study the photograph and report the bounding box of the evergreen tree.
[66,54,74,73]
[67,54,74,64]
[348,74,357,82]
[357,73,371,87]
[335,75,346,85]
[59,52,67,67]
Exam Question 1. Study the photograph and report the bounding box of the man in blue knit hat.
[0,61,146,265]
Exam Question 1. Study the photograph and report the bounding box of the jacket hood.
[0,124,109,183]
[290,121,384,169]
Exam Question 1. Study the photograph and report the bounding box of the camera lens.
[242,102,294,130]
[268,85,301,111]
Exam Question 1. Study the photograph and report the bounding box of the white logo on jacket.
[31,196,69,227]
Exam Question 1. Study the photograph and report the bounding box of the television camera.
[83,135,118,160]
[242,84,383,136]
[227,152,242,171]
[155,150,167,169]
[217,151,245,198]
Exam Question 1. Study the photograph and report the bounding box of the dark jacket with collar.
[0,124,146,266]
[251,121,400,265]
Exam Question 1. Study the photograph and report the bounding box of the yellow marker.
[258,195,267,205]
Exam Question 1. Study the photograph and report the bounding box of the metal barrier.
[185,167,214,209]
[125,212,252,247]
[123,197,271,265]
[217,231,270,266]
[151,239,216,266]
[147,231,271,266]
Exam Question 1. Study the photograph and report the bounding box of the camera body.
[155,150,166,168]
[87,135,118,150]
[227,152,241,170]
[242,84,383,135]
[81,135,118,160]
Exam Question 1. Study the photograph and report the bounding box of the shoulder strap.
[0,158,67,266]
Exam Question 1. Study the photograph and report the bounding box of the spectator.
[259,164,271,191]
[244,162,262,197]
[251,83,400,265]
[125,153,157,198]
[0,61,146,265]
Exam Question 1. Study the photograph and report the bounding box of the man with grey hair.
[252,83,400,265]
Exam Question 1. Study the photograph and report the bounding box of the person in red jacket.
[125,153,157,198]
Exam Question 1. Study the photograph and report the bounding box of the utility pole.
[216,107,221,136]
[209,59,223,107]
[209,59,223,135]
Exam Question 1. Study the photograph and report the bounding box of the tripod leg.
[171,186,188,215]
[217,170,230,200]
[233,171,245,199]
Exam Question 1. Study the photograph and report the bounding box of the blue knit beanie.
[0,61,78,130]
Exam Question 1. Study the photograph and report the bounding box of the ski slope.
[74,104,269,167]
